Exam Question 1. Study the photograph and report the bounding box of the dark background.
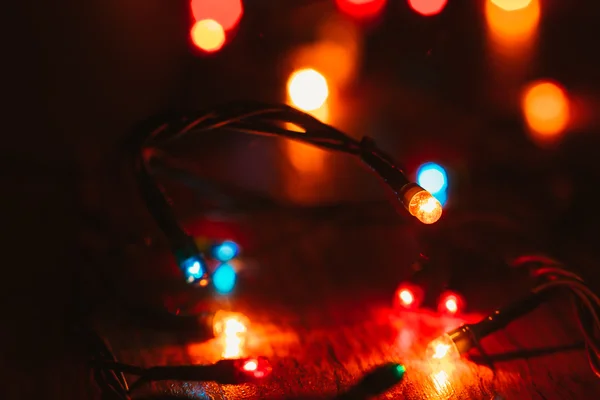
[4,0,600,398]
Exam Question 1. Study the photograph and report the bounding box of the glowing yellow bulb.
[287,68,329,111]
[212,311,250,338]
[426,334,460,361]
[191,19,226,53]
[408,190,443,224]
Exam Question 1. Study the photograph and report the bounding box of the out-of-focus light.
[416,162,448,194]
[242,360,258,371]
[222,335,244,359]
[445,298,458,313]
[438,291,464,315]
[485,0,540,41]
[522,80,570,139]
[213,240,239,262]
[408,0,448,16]
[213,264,237,294]
[191,19,226,53]
[399,289,414,305]
[235,357,273,379]
[191,0,243,31]
[287,69,329,112]
[181,256,205,283]
[335,0,387,19]
[395,283,424,309]
[408,190,443,224]
[426,334,460,361]
[491,0,531,11]
[212,311,249,338]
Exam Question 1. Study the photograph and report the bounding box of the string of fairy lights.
[86,1,599,398]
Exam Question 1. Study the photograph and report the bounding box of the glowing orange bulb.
[522,80,570,139]
[426,334,460,361]
[212,311,249,338]
[485,0,540,41]
[191,20,226,53]
[408,0,448,16]
[491,0,531,11]
[408,190,443,224]
[287,69,329,111]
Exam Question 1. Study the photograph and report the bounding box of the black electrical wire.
[129,101,426,287]
[430,254,600,379]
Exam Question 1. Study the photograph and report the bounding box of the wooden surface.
[95,204,600,400]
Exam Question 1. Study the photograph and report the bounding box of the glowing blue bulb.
[213,263,237,294]
[212,240,239,262]
[417,162,448,194]
[181,257,205,280]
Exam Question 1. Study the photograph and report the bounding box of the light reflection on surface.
[431,369,454,398]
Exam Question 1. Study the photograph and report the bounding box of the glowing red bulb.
[236,357,272,380]
[335,0,387,19]
[394,284,423,309]
[445,297,458,313]
[399,289,415,305]
[242,360,258,371]
[408,0,448,16]
[438,291,464,315]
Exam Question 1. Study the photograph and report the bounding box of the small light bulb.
[426,334,460,361]
[438,291,464,315]
[408,190,443,224]
[394,283,424,309]
[235,357,273,379]
[399,290,414,305]
[445,298,458,313]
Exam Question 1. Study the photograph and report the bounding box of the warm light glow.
[522,80,570,139]
[394,284,423,309]
[222,335,244,359]
[438,291,464,314]
[399,289,414,305]
[431,370,453,396]
[445,298,458,313]
[243,360,258,371]
[236,357,273,379]
[335,0,387,19]
[212,311,249,338]
[485,0,540,41]
[191,0,243,31]
[191,20,226,53]
[287,69,329,112]
[408,190,443,224]
[426,334,460,361]
[491,0,531,11]
[408,0,448,16]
